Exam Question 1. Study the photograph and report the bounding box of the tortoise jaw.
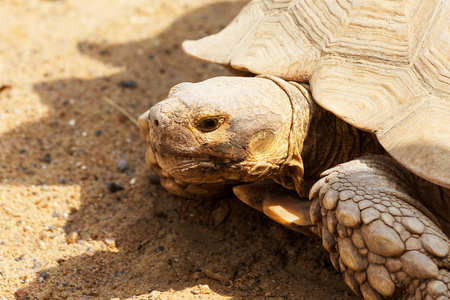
[151,136,249,184]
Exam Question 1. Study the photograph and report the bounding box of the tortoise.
[139,0,450,298]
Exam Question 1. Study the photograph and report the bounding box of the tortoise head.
[139,76,311,190]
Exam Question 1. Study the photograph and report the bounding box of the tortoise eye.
[197,117,222,132]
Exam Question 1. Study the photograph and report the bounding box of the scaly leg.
[309,155,450,299]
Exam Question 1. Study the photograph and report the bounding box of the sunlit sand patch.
[0,184,121,290]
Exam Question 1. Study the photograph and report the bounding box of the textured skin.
[182,0,450,188]
[309,156,450,299]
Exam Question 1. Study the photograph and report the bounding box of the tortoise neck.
[300,104,384,182]
[257,76,311,196]
[258,76,383,197]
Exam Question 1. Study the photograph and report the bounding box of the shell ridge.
[409,0,444,68]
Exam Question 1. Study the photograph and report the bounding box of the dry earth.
[0,1,358,299]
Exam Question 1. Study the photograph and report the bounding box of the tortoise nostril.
[148,100,176,129]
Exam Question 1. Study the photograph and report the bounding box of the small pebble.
[130,178,136,185]
[85,247,94,257]
[15,253,26,261]
[40,153,51,163]
[107,182,124,193]
[15,289,27,297]
[95,130,102,137]
[212,205,230,226]
[155,245,164,253]
[39,271,50,280]
[156,212,168,218]
[149,170,160,185]
[104,238,116,247]
[68,119,76,126]
[199,284,211,294]
[52,211,61,218]
[117,159,127,172]
[118,80,137,89]
[67,231,79,244]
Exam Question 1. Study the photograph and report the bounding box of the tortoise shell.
[182,0,450,188]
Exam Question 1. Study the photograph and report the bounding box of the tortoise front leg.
[309,155,450,299]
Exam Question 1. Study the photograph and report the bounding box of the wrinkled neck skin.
[270,78,385,197]
[301,102,385,182]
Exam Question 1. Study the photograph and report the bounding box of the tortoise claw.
[234,181,316,236]
[233,181,278,212]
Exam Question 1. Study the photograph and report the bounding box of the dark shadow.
[1,2,355,299]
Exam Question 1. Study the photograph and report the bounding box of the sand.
[0,0,357,299]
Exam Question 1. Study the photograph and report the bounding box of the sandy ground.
[0,1,358,299]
